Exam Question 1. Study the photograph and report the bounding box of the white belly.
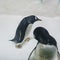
[29,43,58,60]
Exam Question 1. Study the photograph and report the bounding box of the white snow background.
[0,0,60,17]
[0,15,60,60]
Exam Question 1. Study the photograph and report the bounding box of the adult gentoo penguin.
[28,27,60,60]
[10,15,41,44]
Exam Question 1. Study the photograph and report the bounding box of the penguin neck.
[34,43,58,60]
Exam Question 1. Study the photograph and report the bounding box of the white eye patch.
[35,16,38,20]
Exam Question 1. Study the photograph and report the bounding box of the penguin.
[10,15,41,44]
[28,27,60,60]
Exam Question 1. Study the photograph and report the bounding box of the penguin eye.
[35,16,38,20]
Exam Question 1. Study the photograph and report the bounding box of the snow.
[0,15,60,60]
[0,0,60,17]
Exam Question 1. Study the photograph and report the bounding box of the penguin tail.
[10,39,15,41]
[9,38,20,43]
[9,38,16,42]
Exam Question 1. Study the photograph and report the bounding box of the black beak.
[35,16,42,21]
[38,19,42,21]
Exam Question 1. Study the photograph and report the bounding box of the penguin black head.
[23,15,41,24]
[33,27,57,48]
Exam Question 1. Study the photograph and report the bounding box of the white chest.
[29,43,58,60]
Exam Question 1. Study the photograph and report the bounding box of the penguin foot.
[15,37,30,48]
[24,37,30,42]
[15,43,23,48]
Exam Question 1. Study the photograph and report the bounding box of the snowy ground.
[0,15,60,60]
[0,0,60,17]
